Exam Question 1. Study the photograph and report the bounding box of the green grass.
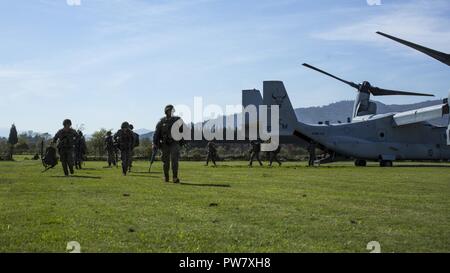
[0,157,449,253]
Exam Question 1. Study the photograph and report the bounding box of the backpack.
[56,129,76,150]
[133,132,140,148]
[117,129,134,151]
[42,145,58,172]
[160,119,172,144]
[160,117,180,144]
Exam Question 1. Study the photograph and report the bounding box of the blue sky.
[0,0,449,135]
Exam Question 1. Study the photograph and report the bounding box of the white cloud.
[313,0,450,52]
[0,67,71,101]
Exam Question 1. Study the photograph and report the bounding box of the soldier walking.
[249,140,263,167]
[129,124,140,172]
[153,105,184,183]
[74,130,87,170]
[114,122,135,176]
[268,145,282,167]
[52,119,78,176]
[205,141,217,166]
[105,131,116,167]
[308,141,317,167]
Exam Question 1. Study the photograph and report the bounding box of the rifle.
[148,146,158,173]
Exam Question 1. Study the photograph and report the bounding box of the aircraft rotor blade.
[376,31,450,67]
[369,86,434,97]
[302,63,360,89]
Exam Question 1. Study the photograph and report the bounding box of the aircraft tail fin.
[241,82,299,137]
[242,89,263,137]
[262,81,298,134]
[242,89,263,108]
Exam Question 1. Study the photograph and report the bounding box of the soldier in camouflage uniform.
[128,124,140,172]
[248,140,263,167]
[52,119,78,176]
[114,122,135,176]
[205,141,217,166]
[268,145,282,167]
[114,139,119,167]
[105,131,116,167]
[308,141,317,167]
[74,130,87,170]
[153,105,184,183]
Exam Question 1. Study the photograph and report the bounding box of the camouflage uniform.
[249,140,263,166]
[74,131,87,169]
[268,145,282,166]
[105,133,116,167]
[114,126,135,175]
[114,142,119,167]
[53,128,78,176]
[308,142,316,166]
[154,114,183,182]
[206,141,217,166]
[129,126,140,172]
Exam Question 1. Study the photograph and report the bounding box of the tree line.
[0,125,312,161]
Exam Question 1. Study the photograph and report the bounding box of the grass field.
[0,157,449,253]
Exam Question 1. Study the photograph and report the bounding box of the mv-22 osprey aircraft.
[243,32,450,167]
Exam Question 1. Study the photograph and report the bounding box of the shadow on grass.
[299,165,450,169]
[50,175,102,179]
[304,164,450,168]
[284,163,374,168]
[0,179,14,184]
[78,168,101,171]
[128,173,159,178]
[180,182,231,188]
[394,164,450,168]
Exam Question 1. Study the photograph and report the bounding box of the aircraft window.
[379,132,385,138]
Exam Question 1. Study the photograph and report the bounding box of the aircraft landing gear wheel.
[380,160,393,167]
[355,159,367,167]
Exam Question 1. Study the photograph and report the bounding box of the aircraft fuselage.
[295,114,450,161]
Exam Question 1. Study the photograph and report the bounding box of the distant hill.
[140,131,154,140]
[135,128,151,135]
